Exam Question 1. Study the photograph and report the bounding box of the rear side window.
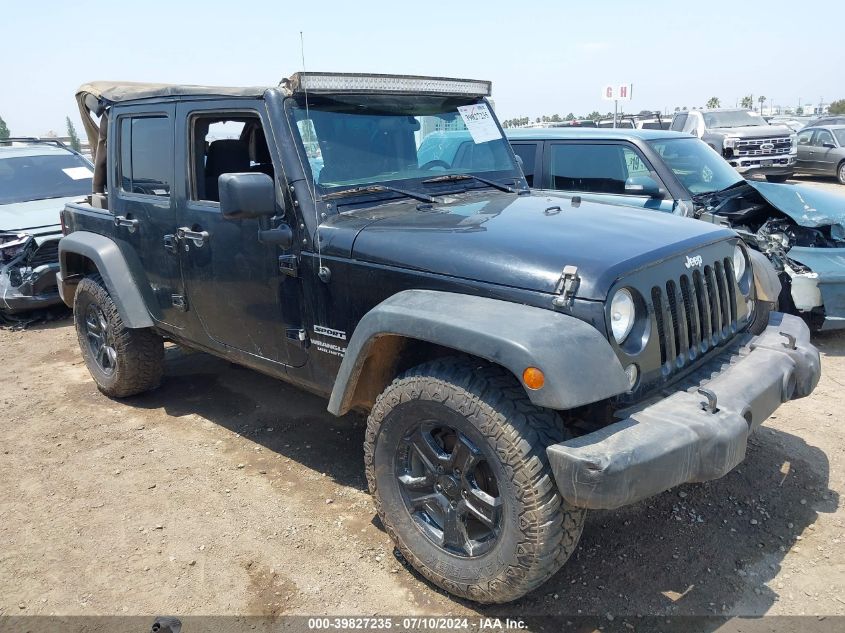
[119,116,171,196]
[670,113,688,131]
[510,143,537,186]
[548,143,633,194]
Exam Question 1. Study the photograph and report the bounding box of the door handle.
[177,226,210,248]
[114,215,139,233]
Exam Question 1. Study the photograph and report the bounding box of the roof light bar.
[286,72,491,97]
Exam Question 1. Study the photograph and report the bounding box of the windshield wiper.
[321,184,436,204]
[421,173,515,193]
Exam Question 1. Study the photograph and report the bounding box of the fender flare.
[327,289,629,415]
[58,231,154,329]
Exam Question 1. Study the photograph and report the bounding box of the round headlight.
[733,245,747,282]
[610,289,636,344]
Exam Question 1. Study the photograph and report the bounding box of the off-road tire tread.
[74,274,164,398]
[364,357,585,603]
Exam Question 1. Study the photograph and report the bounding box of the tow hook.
[698,388,719,414]
[779,331,797,350]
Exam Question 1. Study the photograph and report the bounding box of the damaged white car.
[0,138,93,318]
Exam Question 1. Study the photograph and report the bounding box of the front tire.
[73,274,164,398]
[837,161,845,185]
[364,358,585,603]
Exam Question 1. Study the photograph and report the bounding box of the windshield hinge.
[552,265,579,308]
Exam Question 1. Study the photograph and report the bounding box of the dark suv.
[58,74,819,603]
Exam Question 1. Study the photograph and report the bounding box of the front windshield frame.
[703,110,768,129]
[648,137,744,195]
[0,150,94,205]
[284,94,524,203]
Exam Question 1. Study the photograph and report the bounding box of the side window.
[510,143,537,186]
[119,116,171,196]
[190,114,272,203]
[670,113,688,132]
[548,144,630,194]
[798,130,814,146]
[814,130,834,147]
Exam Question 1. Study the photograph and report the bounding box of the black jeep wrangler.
[58,74,820,603]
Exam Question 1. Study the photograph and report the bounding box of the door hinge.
[278,254,299,277]
[552,265,579,308]
[171,295,188,311]
[286,328,309,348]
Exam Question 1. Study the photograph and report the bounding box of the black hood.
[317,191,736,300]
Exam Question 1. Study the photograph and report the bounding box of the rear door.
[111,104,189,330]
[542,141,675,212]
[173,100,307,367]
[811,129,837,174]
[796,129,816,171]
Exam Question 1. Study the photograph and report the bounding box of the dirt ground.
[1,178,844,622]
[0,321,842,621]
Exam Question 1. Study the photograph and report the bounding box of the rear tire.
[364,357,585,603]
[837,161,845,185]
[765,174,789,183]
[73,274,164,398]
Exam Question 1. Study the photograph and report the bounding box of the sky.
[2,0,843,136]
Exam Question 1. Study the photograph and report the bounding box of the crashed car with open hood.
[0,138,93,317]
[505,128,845,331]
[59,75,819,603]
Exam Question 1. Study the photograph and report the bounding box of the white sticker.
[457,103,502,144]
[62,166,94,180]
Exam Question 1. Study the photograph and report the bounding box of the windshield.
[288,95,520,195]
[649,137,744,195]
[834,129,845,147]
[703,110,768,129]
[0,151,93,205]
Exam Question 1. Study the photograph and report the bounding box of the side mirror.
[625,175,664,198]
[822,142,836,149]
[219,172,277,220]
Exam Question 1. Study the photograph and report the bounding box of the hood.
[319,191,735,300]
[711,125,793,139]
[747,181,845,228]
[0,195,79,236]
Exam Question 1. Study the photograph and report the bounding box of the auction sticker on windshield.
[457,104,501,144]
[62,166,94,180]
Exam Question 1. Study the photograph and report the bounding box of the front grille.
[650,257,739,377]
[28,239,59,268]
[734,136,792,157]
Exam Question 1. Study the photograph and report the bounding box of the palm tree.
[758,95,766,114]
[706,97,721,109]
[741,95,754,109]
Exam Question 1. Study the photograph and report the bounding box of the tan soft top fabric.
[74,82,272,173]
[76,81,269,104]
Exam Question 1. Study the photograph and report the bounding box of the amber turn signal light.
[522,367,545,390]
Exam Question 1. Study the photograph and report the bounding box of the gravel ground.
[1,178,844,623]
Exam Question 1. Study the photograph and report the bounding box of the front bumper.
[787,246,845,331]
[728,153,796,176]
[547,312,820,509]
[0,263,62,314]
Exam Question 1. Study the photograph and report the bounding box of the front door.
[811,129,838,174]
[111,104,189,330]
[543,141,676,213]
[173,101,307,367]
